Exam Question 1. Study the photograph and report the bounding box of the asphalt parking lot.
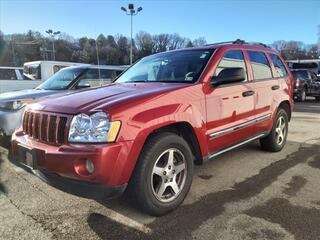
[0,100,320,240]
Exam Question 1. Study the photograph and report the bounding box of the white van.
[0,61,84,93]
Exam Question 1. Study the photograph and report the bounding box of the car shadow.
[0,136,10,194]
[0,150,7,194]
[87,139,320,240]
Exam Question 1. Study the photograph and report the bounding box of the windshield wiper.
[127,80,148,83]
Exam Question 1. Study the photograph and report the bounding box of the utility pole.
[121,4,143,65]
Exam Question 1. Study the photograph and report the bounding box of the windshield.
[291,70,308,80]
[37,67,84,90]
[23,63,41,80]
[116,49,214,83]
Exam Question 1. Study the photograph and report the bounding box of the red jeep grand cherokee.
[11,40,293,216]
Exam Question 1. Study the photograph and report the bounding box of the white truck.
[0,61,84,93]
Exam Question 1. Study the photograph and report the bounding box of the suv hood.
[31,83,188,114]
[0,89,62,102]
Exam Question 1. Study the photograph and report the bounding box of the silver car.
[0,65,127,136]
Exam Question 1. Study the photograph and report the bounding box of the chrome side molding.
[209,113,271,139]
[207,133,266,160]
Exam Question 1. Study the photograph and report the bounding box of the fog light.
[85,159,95,174]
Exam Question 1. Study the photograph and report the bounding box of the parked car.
[0,61,85,94]
[0,65,127,137]
[0,66,24,93]
[11,40,293,216]
[287,60,320,76]
[291,69,320,101]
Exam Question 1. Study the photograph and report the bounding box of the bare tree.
[153,33,171,52]
[135,31,155,58]
[168,33,187,50]
[192,37,207,47]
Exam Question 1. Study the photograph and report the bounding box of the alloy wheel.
[275,116,286,145]
[151,148,187,203]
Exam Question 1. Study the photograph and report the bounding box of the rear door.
[248,51,279,135]
[205,49,255,154]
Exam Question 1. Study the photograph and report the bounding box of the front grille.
[23,111,70,145]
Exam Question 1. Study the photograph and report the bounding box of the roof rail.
[205,39,270,48]
[248,42,271,48]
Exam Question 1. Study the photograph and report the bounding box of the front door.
[205,49,255,155]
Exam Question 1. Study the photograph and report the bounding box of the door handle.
[242,90,255,97]
[271,85,280,90]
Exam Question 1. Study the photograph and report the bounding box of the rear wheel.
[127,132,194,216]
[260,108,288,152]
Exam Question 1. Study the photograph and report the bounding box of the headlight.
[68,112,121,143]
[0,99,34,111]
[0,100,24,111]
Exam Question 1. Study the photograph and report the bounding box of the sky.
[0,0,319,44]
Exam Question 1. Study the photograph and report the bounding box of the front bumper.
[10,131,138,199]
[10,157,127,199]
[0,108,24,136]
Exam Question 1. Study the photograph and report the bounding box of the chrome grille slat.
[22,110,70,145]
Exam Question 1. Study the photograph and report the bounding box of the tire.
[315,96,320,101]
[127,132,194,216]
[299,88,307,102]
[260,108,289,152]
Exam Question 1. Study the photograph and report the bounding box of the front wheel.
[260,108,289,152]
[127,132,194,216]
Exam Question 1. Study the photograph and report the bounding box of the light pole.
[45,29,60,61]
[121,4,142,65]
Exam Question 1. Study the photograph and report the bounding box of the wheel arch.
[278,100,291,121]
[143,122,204,165]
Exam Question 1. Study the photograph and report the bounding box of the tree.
[192,37,207,47]
[186,40,194,48]
[168,33,186,50]
[135,31,155,58]
[153,33,171,52]
[117,35,129,64]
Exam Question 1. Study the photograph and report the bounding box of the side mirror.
[211,67,246,87]
[76,82,91,89]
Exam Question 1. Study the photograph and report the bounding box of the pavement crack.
[4,193,52,233]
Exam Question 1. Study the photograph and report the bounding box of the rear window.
[0,69,17,80]
[248,51,273,80]
[269,54,288,77]
[291,70,308,80]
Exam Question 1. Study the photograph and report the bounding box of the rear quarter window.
[269,54,288,77]
[248,51,273,80]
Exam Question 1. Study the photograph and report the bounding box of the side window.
[214,50,247,81]
[0,69,18,80]
[248,51,273,80]
[269,54,288,77]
